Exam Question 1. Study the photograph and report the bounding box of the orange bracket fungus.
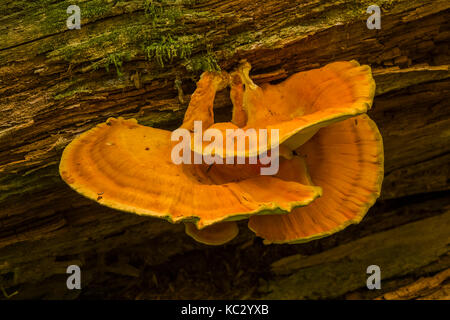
[248,114,384,243]
[59,71,322,245]
[59,60,383,246]
[191,60,375,159]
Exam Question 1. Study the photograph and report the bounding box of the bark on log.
[0,0,449,299]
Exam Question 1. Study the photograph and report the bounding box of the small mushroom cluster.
[59,60,383,245]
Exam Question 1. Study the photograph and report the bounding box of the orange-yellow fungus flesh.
[59,118,322,229]
[248,114,383,243]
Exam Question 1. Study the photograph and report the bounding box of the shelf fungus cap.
[185,221,239,245]
[192,60,375,159]
[59,71,322,231]
[248,114,384,244]
[59,117,322,229]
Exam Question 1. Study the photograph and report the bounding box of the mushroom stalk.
[180,71,230,132]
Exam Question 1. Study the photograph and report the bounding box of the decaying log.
[0,0,449,299]
[375,268,450,300]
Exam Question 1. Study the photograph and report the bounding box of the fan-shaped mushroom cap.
[248,114,384,243]
[59,117,322,229]
[181,71,230,132]
[192,60,375,158]
[185,221,239,245]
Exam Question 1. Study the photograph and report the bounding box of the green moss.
[40,1,73,34]
[182,0,200,7]
[143,34,193,67]
[144,0,183,25]
[31,0,226,75]
[37,37,62,55]
[82,0,113,20]
[104,52,131,76]
[54,87,93,100]
[185,52,221,72]
[50,30,119,62]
